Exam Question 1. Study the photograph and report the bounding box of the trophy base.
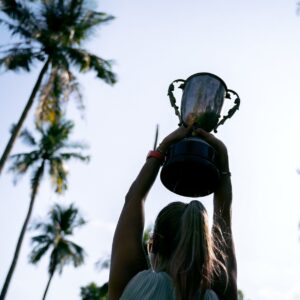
[160,137,220,197]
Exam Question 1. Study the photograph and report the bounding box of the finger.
[182,124,193,133]
[194,128,215,140]
[175,125,193,137]
[194,128,226,153]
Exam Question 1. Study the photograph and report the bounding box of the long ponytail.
[153,200,226,300]
[170,200,215,299]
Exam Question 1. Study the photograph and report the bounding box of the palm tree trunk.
[0,58,51,176]
[42,268,55,300]
[0,162,45,300]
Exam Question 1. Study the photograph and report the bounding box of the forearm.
[213,173,234,266]
[113,154,163,258]
[213,175,232,223]
[109,155,163,300]
[213,147,232,215]
[125,137,171,201]
[125,155,163,202]
[213,171,237,300]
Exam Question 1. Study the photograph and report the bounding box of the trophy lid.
[184,72,228,89]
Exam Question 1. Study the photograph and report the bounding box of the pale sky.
[1,1,300,300]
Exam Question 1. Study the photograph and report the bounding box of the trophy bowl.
[160,137,220,197]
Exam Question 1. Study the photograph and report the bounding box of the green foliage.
[238,289,244,300]
[0,117,90,299]
[0,47,38,71]
[9,119,89,193]
[0,0,117,124]
[80,282,108,300]
[29,203,86,275]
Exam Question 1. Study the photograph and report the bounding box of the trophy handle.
[214,89,241,133]
[168,79,186,126]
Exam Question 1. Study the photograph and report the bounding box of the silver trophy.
[160,72,240,197]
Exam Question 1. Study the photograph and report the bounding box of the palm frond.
[61,71,84,116]
[29,242,52,264]
[72,11,115,43]
[19,128,37,146]
[49,157,68,194]
[63,141,88,150]
[50,239,85,274]
[49,119,74,139]
[81,11,114,29]
[36,68,62,124]
[0,17,31,41]
[31,234,52,245]
[0,1,41,40]
[48,203,62,227]
[60,203,86,234]
[48,203,86,234]
[39,120,75,155]
[33,223,56,236]
[59,152,90,163]
[89,54,116,84]
[0,47,41,71]
[65,47,116,84]
[9,151,40,176]
[68,241,85,266]
[36,68,83,124]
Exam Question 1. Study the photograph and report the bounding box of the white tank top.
[119,269,219,300]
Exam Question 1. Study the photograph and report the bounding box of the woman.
[108,126,237,300]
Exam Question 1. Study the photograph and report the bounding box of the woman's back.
[119,269,219,300]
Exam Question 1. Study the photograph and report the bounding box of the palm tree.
[0,119,89,300]
[0,0,116,174]
[29,203,86,300]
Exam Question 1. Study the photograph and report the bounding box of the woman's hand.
[157,125,192,153]
[193,128,229,172]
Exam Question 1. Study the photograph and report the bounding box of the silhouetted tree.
[0,119,89,300]
[0,0,116,174]
[29,203,86,300]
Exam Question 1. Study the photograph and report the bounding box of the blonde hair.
[152,200,226,300]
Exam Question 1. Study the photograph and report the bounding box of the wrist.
[217,151,229,169]
[220,170,231,177]
[146,150,165,164]
[156,141,170,154]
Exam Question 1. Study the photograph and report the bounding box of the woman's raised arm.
[108,126,191,300]
[193,129,237,300]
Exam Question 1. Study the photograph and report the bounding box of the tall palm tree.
[0,0,116,174]
[29,203,86,300]
[0,119,89,300]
